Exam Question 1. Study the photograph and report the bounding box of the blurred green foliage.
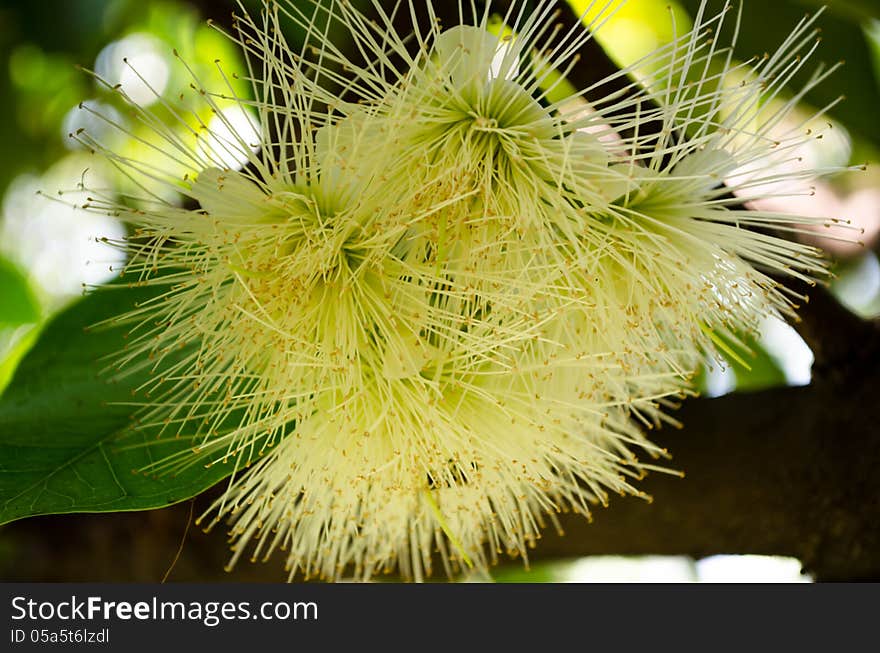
[0,0,244,195]
[8,47,87,144]
[0,255,39,327]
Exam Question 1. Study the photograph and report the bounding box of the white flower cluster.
[78,1,849,580]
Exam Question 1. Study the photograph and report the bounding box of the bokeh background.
[1,0,878,582]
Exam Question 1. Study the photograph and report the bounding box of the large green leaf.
[678,0,880,149]
[0,255,40,327]
[0,284,240,525]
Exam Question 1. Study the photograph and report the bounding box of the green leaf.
[694,327,788,395]
[489,561,570,583]
[0,284,241,526]
[0,325,41,397]
[730,335,788,392]
[0,255,40,327]
[678,0,880,149]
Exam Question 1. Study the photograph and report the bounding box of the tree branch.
[528,377,880,580]
[784,278,880,383]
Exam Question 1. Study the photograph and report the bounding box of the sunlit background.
[1,0,879,582]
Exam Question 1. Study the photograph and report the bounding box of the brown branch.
[529,376,880,581]
[784,278,880,383]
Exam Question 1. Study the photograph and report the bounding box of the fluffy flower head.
[75,0,853,580]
